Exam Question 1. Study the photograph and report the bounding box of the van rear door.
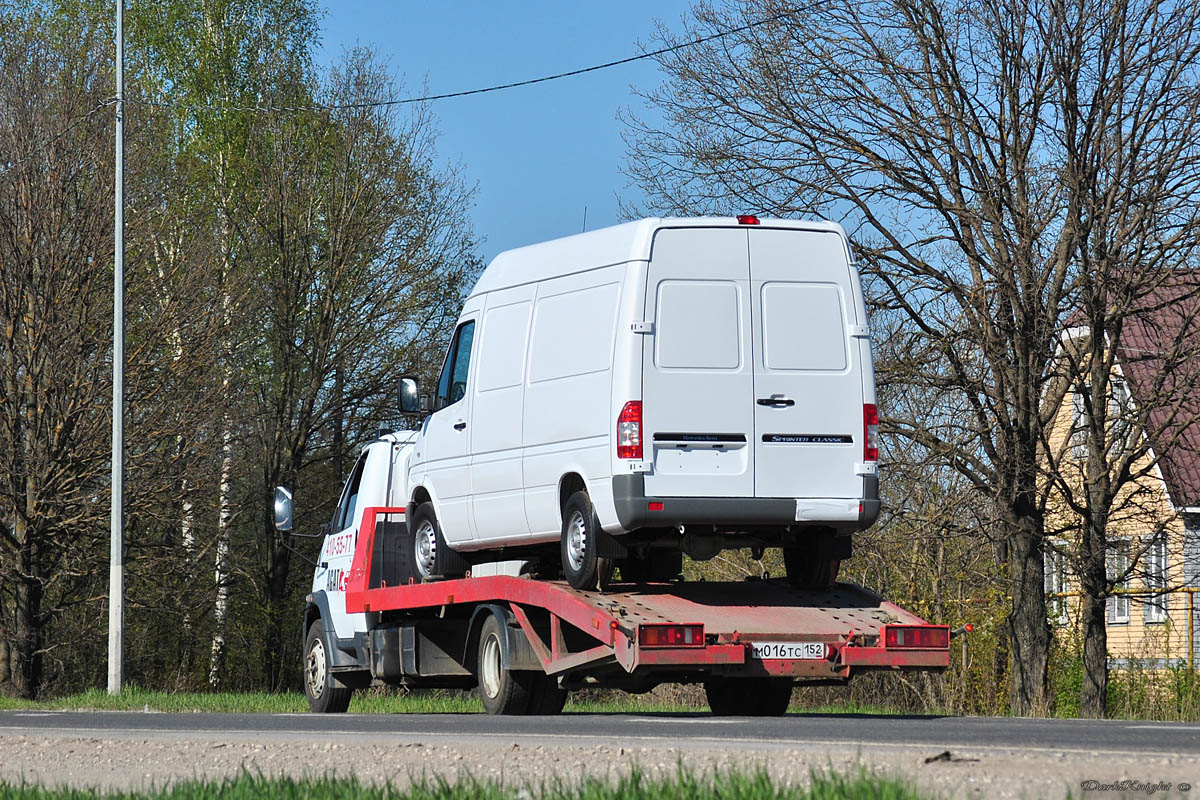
[642,225,863,503]
[748,228,863,502]
[641,228,754,498]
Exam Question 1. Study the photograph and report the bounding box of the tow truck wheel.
[561,491,614,591]
[704,677,793,716]
[304,619,352,713]
[526,674,568,715]
[477,615,534,715]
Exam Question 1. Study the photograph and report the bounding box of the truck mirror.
[400,375,421,414]
[273,486,294,532]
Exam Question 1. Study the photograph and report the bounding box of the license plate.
[750,641,827,660]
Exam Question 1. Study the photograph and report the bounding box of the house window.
[1108,378,1130,417]
[1044,540,1070,625]
[1109,378,1132,450]
[1073,379,1131,460]
[1185,516,1200,587]
[1107,538,1131,625]
[1071,387,1089,460]
[1187,516,1200,657]
[1144,535,1168,624]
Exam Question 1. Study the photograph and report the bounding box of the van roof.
[468,216,846,298]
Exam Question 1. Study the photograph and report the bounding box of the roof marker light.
[737,214,760,225]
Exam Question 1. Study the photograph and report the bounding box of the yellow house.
[1045,281,1200,669]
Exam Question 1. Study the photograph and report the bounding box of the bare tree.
[623,0,1200,714]
[1035,0,1200,717]
[0,10,114,698]
[232,51,479,687]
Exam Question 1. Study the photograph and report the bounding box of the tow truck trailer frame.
[305,506,950,713]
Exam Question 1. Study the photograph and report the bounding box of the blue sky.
[316,1,693,264]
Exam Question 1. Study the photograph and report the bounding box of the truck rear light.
[617,401,642,459]
[884,625,949,649]
[863,404,879,462]
[638,623,704,648]
[736,214,760,225]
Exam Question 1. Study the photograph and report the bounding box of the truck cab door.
[415,317,478,543]
[318,451,368,640]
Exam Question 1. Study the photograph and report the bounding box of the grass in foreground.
[0,686,914,716]
[0,767,933,800]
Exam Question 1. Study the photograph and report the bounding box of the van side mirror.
[273,486,294,532]
[400,375,421,414]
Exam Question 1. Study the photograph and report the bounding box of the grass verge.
[0,686,914,716]
[0,766,932,799]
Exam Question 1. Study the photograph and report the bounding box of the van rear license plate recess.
[750,641,827,660]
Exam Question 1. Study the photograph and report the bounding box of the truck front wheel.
[304,619,352,713]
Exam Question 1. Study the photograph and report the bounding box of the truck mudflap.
[343,506,949,681]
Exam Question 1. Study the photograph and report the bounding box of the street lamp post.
[108,0,125,696]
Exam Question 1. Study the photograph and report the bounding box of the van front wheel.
[560,491,614,591]
[410,503,466,580]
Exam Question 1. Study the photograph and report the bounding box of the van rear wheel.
[783,547,840,590]
[561,491,614,591]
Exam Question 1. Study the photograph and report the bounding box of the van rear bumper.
[611,475,880,531]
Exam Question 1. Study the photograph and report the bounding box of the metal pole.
[108,0,125,696]
[1189,590,1194,672]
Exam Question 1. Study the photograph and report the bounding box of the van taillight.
[863,404,879,462]
[617,401,642,459]
[736,214,760,225]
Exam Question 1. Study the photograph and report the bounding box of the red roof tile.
[1111,274,1200,507]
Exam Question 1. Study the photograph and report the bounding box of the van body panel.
[749,229,863,500]
[468,285,535,540]
[519,265,624,541]
[468,220,659,299]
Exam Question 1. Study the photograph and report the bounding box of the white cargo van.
[399,216,879,590]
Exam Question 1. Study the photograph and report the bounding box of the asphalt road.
[0,710,1196,758]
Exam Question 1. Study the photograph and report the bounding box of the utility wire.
[127,10,791,115]
[0,97,117,177]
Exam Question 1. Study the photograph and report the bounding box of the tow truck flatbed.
[322,507,950,693]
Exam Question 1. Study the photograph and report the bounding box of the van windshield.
[436,320,476,407]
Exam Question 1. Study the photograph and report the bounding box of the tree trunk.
[179,476,195,679]
[1079,498,1110,718]
[12,520,42,700]
[208,426,233,688]
[1006,511,1051,715]
[1079,590,1108,718]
